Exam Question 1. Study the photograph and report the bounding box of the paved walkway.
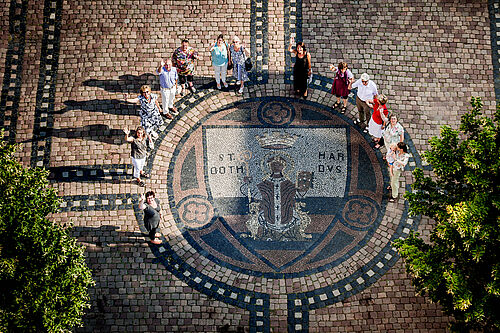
[1,0,499,332]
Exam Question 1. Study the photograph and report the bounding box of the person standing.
[351,73,378,132]
[125,85,167,148]
[288,38,311,99]
[230,36,250,94]
[383,114,405,147]
[329,62,354,113]
[389,142,410,202]
[156,58,178,116]
[172,39,199,95]
[139,191,162,244]
[124,126,149,187]
[368,94,389,148]
[210,34,229,90]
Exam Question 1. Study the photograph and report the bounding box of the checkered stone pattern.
[250,0,269,83]
[489,0,500,101]
[0,0,28,143]
[29,0,62,168]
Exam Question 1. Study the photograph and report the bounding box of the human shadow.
[25,124,126,145]
[48,165,133,184]
[53,99,138,116]
[72,225,146,247]
[83,73,216,94]
[83,73,160,93]
[71,223,251,332]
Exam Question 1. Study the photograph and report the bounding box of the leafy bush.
[394,97,500,332]
[0,137,94,332]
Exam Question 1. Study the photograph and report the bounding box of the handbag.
[241,46,252,72]
[245,57,253,72]
[306,52,312,84]
[307,71,313,85]
[226,42,233,70]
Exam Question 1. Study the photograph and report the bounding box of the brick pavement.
[1,0,498,332]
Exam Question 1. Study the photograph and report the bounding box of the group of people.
[128,38,412,244]
[289,39,410,202]
[123,35,252,244]
[124,35,252,185]
[348,72,409,202]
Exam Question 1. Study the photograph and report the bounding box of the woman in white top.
[383,114,404,146]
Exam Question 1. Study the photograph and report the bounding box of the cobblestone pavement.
[1,0,498,332]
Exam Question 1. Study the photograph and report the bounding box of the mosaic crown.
[255,131,299,149]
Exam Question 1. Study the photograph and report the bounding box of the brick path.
[1,0,498,332]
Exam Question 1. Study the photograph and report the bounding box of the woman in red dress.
[330,62,354,113]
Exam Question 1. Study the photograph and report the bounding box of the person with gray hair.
[156,58,177,117]
[351,73,378,132]
[229,36,250,94]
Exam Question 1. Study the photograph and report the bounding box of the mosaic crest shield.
[169,97,386,278]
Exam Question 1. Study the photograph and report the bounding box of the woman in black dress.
[288,38,311,99]
[139,191,162,244]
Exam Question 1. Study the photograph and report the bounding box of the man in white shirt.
[351,73,378,132]
[156,59,178,119]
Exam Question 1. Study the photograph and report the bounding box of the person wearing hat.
[351,73,378,132]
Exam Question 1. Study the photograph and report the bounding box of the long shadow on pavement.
[71,224,249,333]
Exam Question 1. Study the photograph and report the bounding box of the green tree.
[0,136,94,332]
[394,97,500,332]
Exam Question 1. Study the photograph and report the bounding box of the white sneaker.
[238,87,244,94]
[217,84,221,90]
[236,80,241,85]
[223,82,228,88]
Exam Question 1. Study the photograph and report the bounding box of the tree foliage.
[0,136,94,332]
[394,97,500,332]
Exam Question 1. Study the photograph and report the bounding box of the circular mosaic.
[167,97,389,278]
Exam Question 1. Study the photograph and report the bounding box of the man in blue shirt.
[156,59,178,119]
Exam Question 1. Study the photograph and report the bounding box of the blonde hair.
[140,85,151,93]
[378,94,388,105]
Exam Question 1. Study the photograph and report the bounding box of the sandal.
[141,173,150,179]
[340,106,346,113]
[374,144,381,149]
[137,180,146,187]
[333,101,340,108]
